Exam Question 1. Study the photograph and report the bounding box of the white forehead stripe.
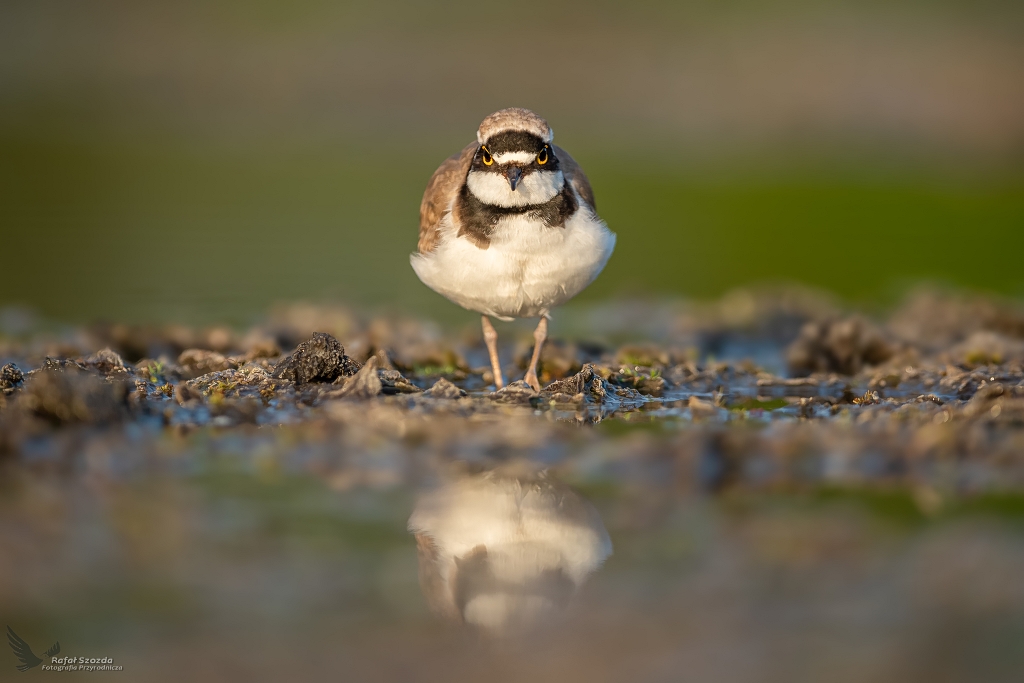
[491,151,538,165]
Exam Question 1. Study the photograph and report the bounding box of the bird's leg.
[523,316,548,392]
[481,315,505,390]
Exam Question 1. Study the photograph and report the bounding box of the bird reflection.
[408,468,611,633]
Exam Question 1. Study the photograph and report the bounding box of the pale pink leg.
[523,317,547,392]
[481,315,505,390]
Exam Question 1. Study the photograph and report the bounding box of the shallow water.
[4,451,1024,682]
[3,293,1024,680]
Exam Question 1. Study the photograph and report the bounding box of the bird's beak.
[504,166,524,191]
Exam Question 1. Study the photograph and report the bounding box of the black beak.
[505,166,523,191]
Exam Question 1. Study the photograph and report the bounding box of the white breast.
[408,476,612,593]
[411,200,616,320]
[409,475,612,631]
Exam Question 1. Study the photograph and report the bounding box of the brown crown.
[476,108,553,144]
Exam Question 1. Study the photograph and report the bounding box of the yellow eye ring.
[537,147,549,165]
[481,147,493,166]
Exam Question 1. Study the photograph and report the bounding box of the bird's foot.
[523,370,541,393]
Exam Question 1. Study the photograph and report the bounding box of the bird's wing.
[418,141,478,254]
[413,533,461,621]
[553,145,596,210]
[44,641,60,658]
[6,626,42,671]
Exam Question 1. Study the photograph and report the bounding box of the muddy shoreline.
[3,287,1024,681]
[1,287,1022,498]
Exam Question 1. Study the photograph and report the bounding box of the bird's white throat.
[466,169,564,208]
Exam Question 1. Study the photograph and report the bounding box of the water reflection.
[408,469,611,633]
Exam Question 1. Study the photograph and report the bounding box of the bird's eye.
[481,147,493,166]
[537,147,549,165]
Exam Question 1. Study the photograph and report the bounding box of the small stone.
[425,377,465,399]
[491,380,539,404]
[951,331,1024,368]
[272,332,357,385]
[543,364,598,395]
[328,355,382,399]
[1,363,24,394]
[41,357,86,373]
[380,369,422,394]
[635,375,667,397]
[786,316,893,376]
[178,349,236,378]
[175,383,204,406]
[81,348,128,375]
[20,368,128,424]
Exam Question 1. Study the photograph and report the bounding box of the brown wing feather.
[418,141,478,254]
[553,145,596,209]
[414,532,461,621]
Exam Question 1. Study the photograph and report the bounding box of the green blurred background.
[1,0,1022,327]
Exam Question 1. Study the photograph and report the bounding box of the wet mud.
[2,288,1024,682]
[1,287,1022,494]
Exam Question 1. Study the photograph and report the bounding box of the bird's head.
[466,108,565,208]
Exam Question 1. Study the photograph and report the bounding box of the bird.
[408,470,612,633]
[6,626,60,672]
[411,108,616,391]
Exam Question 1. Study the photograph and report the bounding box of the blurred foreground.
[2,288,1024,681]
